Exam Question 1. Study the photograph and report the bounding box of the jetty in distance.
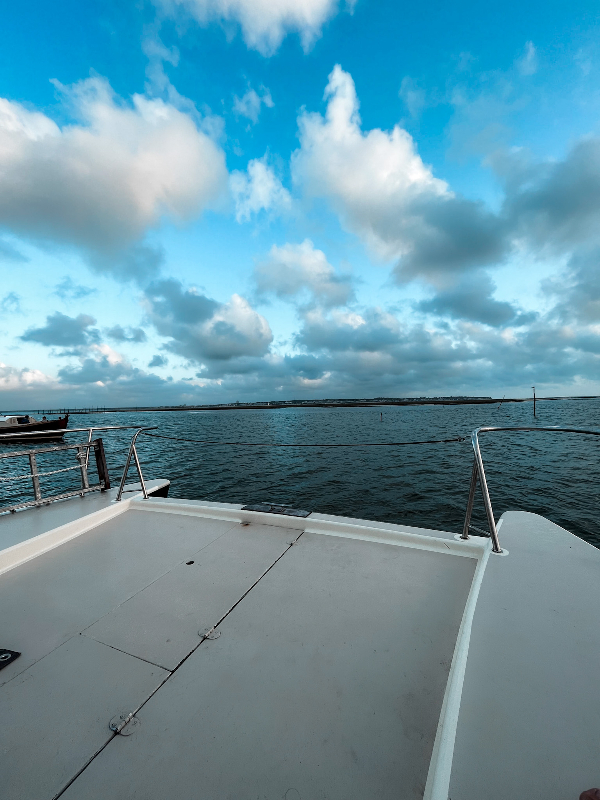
[11,394,600,416]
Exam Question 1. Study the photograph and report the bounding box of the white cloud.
[155,0,342,55]
[0,76,228,279]
[144,279,273,362]
[255,240,353,306]
[292,66,508,289]
[88,343,126,366]
[297,306,402,352]
[517,41,538,76]
[292,65,449,261]
[233,86,273,124]
[57,344,136,384]
[230,155,291,222]
[202,293,273,359]
[0,362,56,392]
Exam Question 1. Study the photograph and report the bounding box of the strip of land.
[12,395,599,415]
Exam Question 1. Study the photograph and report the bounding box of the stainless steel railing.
[0,425,157,512]
[461,426,600,553]
[0,424,157,442]
[115,428,157,502]
[0,438,110,513]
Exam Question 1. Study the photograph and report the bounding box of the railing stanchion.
[471,431,502,553]
[132,445,148,499]
[28,453,41,501]
[116,428,151,501]
[76,446,90,493]
[85,428,94,469]
[116,443,135,502]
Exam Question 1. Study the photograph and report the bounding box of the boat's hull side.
[0,415,69,442]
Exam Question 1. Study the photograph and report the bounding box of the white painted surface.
[304,515,484,557]
[0,497,131,576]
[4,491,593,800]
[0,479,169,575]
[449,511,600,799]
[61,532,476,800]
[131,497,485,557]
[0,635,168,800]
[84,522,292,669]
[423,540,492,800]
[0,510,236,684]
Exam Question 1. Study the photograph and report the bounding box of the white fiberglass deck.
[0,494,479,800]
[1,492,599,799]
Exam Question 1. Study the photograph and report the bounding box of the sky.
[2,0,600,408]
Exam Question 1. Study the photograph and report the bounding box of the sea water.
[2,398,599,548]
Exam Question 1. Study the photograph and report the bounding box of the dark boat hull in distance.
[0,414,69,442]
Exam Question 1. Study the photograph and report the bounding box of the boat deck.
[0,494,479,800]
[1,491,599,799]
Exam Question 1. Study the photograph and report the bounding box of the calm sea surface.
[2,399,600,548]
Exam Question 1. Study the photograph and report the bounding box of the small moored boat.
[0,413,69,442]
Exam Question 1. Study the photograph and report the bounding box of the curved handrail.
[115,428,158,501]
[462,426,600,553]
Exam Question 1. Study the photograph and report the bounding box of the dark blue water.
[2,399,599,548]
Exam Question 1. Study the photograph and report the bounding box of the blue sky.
[1,0,600,407]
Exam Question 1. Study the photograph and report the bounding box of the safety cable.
[0,464,83,483]
[140,431,467,448]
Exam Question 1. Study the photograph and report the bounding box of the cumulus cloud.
[480,137,600,327]
[149,354,169,368]
[418,274,531,327]
[20,312,98,348]
[544,247,600,324]
[230,155,292,221]
[0,362,56,393]
[293,65,445,260]
[296,306,401,352]
[254,240,353,306]
[233,86,273,124]
[145,278,273,362]
[8,303,600,404]
[292,65,507,285]
[292,65,600,327]
[0,76,228,280]
[287,305,600,397]
[155,0,343,55]
[105,325,147,343]
[501,138,600,255]
[57,344,134,385]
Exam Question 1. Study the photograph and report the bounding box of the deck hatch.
[241,502,311,517]
[0,649,20,670]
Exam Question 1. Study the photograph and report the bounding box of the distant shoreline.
[11,395,600,415]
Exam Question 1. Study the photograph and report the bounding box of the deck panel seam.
[77,519,239,636]
[52,529,304,799]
